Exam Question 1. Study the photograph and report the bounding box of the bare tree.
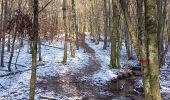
[29,0,38,99]
[62,0,68,64]
[144,0,162,99]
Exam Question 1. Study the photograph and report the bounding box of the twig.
[38,0,54,14]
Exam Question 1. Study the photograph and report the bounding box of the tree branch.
[0,64,46,77]
[38,0,53,14]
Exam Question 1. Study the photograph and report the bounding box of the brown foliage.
[4,10,33,40]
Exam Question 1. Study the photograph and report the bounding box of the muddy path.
[37,42,115,100]
[37,41,143,100]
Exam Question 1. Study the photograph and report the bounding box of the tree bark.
[1,0,7,67]
[137,0,151,99]
[71,0,76,58]
[116,15,122,68]
[124,24,131,60]
[103,0,108,50]
[144,0,162,99]
[8,33,16,72]
[38,36,42,61]
[29,0,38,99]
[110,0,118,68]
[120,0,140,59]
[0,0,3,65]
[62,0,68,64]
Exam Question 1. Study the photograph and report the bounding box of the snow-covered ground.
[83,33,118,86]
[84,32,139,86]
[0,34,119,99]
[0,33,170,100]
[84,32,170,100]
[0,38,92,99]
[160,51,170,99]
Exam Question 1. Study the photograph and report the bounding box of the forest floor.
[37,41,113,100]
[0,33,169,100]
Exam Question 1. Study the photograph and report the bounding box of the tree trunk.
[124,24,131,60]
[116,15,122,68]
[15,44,22,69]
[7,34,10,52]
[120,0,140,59]
[137,0,151,99]
[29,0,38,99]
[0,0,3,65]
[144,0,162,99]
[38,36,42,61]
[156,0,167,67]
[89,2,93,39]
[103,0,108,50]
[7,0,11,52]
[168,20,170,48]
[8,33,16,72]
[110,0,118,68]
[71,0,76,58]
[62,0,68,64]
[1,0,7,67]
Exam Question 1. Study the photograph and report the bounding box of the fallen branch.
[4,62,45,68]
[41,43,64,50]
[160,69,170,72]
[0,68,34,77]
[0,72,15,77]
[39,96,57,100]
[4,62,27,68]
[0,69,9,72]
[23,39,64,50]
[0,65,48,77]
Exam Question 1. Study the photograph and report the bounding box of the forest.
[0,0,170,100]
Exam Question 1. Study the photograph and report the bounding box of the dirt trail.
[37,41,115,100]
